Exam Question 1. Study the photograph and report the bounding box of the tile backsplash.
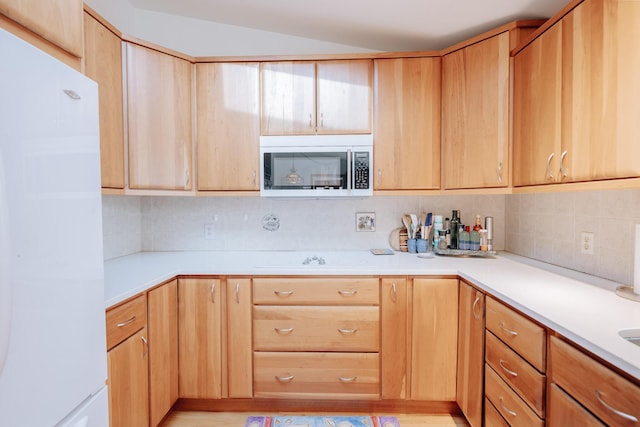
[102,194,505,257]
[102,188,640,286]
[505,188,640,285]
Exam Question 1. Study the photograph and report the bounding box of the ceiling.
[128,0,572,52]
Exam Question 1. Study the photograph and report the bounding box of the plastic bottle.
[450,210,460,249]
[470,227,480,251]
[459,225,469,250]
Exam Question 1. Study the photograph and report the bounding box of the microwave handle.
[347,148,352,190]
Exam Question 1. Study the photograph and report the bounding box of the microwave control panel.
[353,152,370,189]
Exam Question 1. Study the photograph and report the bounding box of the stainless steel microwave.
[259,135,373,197]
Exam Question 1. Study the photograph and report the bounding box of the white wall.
[84,0,378,56]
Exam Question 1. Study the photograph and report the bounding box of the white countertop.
[104,250,640,381]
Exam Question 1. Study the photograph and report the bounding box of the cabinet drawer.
[106,294,147,350]
[253,352,380,399]
[253,306,379,352]
[486,297,545,372]
[485,397,510,427]
[549,336,640,426]
[548,384,605,427]
[485,365,543,427]
[253,277,379,305]
[485,331,545,417]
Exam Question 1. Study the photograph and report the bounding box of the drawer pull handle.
[595,390,639,423]
[274,290,293,297]
[338,328,358,335]
[275,375,294,383]
[210,282,216,303]
[338,376,357,382]
[338,289,358,296]
[499,359,518,377]
[472,295,481,320]
[391,283,397,302]
[499,397,517,417]
[116,316,136,328]
[274,327,294,335]
[499,321,518,336]
[235,283,240,303]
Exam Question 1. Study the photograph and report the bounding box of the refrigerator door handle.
[0,150,12,376]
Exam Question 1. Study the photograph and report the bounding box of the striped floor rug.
[245,415,400,427]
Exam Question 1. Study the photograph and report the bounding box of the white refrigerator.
[0,28,109,426]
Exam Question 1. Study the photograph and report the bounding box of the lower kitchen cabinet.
[381,278,408,399]
[148,280,178,426]
[226,278,253,397]
[456,282,485,427]
[252,277,380,399]
[106,295,149,427]
[410,278,459,401]
[484,297,546,427]
[178,278,222,399]
[107,328,149,426]
[549,335,640,426]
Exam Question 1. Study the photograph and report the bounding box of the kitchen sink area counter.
[104,250,640,384]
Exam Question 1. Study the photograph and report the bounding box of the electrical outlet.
[581,232,594,255]
[204,224,215,240]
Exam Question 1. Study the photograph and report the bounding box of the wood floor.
[161,411,470,427]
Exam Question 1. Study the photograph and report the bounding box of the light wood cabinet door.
[83,11,125,190]
[126,43,193,190]
[226,278,253,398]
[373,57,441,190]
[513,22,562,186]
[561,0,640,182]
[148,280,178,427]
[456,282,484,427]
[261,61,316,135]
[178,278,222,399]
[196,62,260,191]
[410,278,458,401]
[316,59,372,134]
[107,328,149,427]
[381,278,407,400]
[0,0,83,57]
[443,33,510,189]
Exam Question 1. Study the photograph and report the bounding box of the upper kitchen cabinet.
[442,33,510,190]
[126,42,193,191]
[373,57,441,191]
[196,62,260,191]
[261,60,372,135]
[83,9,125,190]
[442,22,542,190]
[513,23,562,186]
[560,0,640,182]
[514,0,640,187]
[0,0,83,59]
